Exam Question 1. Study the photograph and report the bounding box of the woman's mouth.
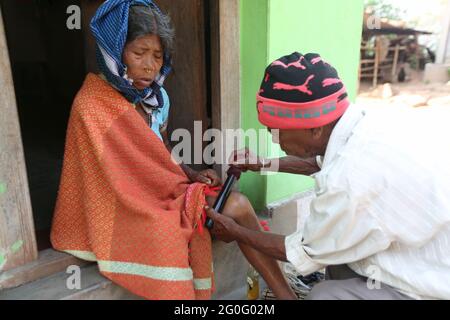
[134,78,152,88]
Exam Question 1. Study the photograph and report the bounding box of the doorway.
[1,0,212,250]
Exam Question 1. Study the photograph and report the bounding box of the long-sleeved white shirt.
[285,104,450,300]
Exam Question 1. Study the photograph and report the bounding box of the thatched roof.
[363,12,432,36]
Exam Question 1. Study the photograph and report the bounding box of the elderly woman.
[51,0,295,300]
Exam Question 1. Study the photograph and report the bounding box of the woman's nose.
[144,57,157,72]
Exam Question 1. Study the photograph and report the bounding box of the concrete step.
[0,241,248,300]
[268,190,314,236]
[211,241,247,300]
[0,264,140,300]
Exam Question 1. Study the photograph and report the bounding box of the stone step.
[0,241,249,300]
[0,265,136,300]
[211,241,247,300]
[0,264,140,300]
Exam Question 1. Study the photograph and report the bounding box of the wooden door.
[158,0,208,171]
[0,8,37,272]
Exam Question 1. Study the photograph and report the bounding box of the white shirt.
[285,104,450,300]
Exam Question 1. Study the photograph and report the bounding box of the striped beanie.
[257,52,350,129]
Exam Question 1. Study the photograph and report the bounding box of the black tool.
[205,167,242,229]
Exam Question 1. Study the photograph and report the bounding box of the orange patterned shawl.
[51,73,214,300]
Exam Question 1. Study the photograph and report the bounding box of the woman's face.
[122,34,164,90]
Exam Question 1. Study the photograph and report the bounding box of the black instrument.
[205,167,242,229]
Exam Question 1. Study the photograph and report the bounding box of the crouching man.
[206,52,450,300]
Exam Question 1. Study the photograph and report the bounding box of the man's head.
[269,121,338,158]
[257,52,350,158]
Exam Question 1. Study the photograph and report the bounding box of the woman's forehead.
[128,34,162,50]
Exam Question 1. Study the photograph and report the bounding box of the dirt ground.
[356,70,450,109]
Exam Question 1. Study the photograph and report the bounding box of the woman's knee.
[222,191,252,221]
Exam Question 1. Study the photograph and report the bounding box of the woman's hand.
[189,169,222,187]
[228,148,269,172]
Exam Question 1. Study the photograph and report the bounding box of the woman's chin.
[134,85,146,91]
[133,80,153,91]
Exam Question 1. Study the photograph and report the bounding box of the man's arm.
[234,224,288,262]
[268,156,320,175]
[205,205,288,261]
[229,148,321,176]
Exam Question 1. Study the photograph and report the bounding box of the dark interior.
[1,0,85,250]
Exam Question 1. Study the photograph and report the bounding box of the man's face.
[269,128,322,158]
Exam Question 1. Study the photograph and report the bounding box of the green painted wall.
[239,0,364,208]
[240,0,269,212]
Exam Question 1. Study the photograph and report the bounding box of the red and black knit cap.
[257,52,350,129]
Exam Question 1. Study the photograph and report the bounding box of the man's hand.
[206,206,288,262]
[205,206,240,243]
[228,148,269,172]
[190,169,222,187]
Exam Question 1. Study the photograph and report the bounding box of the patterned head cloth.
[90,0,171,108]
[257,52,350,129]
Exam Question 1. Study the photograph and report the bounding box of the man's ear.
[310,127,324,140]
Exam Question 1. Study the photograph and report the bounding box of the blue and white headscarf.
[90,0,172,108]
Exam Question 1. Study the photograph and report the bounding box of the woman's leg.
[207,192,296,300]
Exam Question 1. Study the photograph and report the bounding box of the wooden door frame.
[210,0,241,179]
[0,0,241,288]
[0,7,38,274]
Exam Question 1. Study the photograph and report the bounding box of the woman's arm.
[160,126,221,185]
[160,126,196,178]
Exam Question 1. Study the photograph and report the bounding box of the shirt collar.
[321,104,366,168]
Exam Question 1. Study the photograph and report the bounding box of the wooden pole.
[210,0,241,181]
[373,36,380,87]
[0,7,38,272]
[392,44,400,81]
[436,0,450,64]
[414,34,420,70]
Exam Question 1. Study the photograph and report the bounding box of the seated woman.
[51,0,295,300]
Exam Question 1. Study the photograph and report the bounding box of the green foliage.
[11,240,24,253]
[0,253,5,267]
[365,0,406,20]
[0,182,6,195]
